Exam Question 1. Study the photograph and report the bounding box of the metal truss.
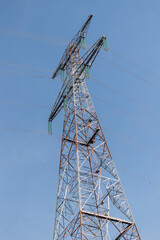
[49,15,141,240]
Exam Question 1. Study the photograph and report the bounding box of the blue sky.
[0,0,160,239]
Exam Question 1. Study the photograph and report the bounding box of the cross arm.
[48,35,107,122]
[52,14,93,79]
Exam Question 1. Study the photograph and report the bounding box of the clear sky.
[0,0,160,239]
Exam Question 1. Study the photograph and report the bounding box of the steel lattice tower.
[48,15,141,240]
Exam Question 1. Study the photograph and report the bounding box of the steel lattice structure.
[49,15,141,240]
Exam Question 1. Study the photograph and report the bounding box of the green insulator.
[103,38,108,51]
[63,98,68,111]
[85,66,90,78]
[61,69,65,81]
[81,38,83,48]
[81,37,86,49]
[48,121,52,135]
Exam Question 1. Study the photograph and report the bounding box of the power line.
[0,125,159,190]
[32,0,88,16]
[103,128,160,190]
[0,91,159,134]
[0,67,160,130]
[0,126,61,140]
[92,93,160,133]
[0,27,68,46]
[0,68,51,80]
[0,61,52,73]
[0,100,50,109]
[1,61,160,119]
[91,77,160,117]
[1,25,160,89]
[0,97,159,159]
[1,23,160,88]
[109,49,160,82]
[104,126,160,161]
[100,55,160,89]
[117,164,160,190]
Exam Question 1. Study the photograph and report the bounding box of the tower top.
[52,14,93,79]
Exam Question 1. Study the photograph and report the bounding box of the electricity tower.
[48,14,141,240]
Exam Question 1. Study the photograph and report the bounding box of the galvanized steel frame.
[50,15,141,240]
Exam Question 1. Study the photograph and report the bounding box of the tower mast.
[49,15,141,240]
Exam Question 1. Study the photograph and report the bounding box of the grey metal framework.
[49,15,141,240]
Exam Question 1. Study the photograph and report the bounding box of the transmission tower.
[48,14,141,240]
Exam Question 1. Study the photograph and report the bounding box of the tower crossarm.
[48,36,106,122]
[52,14,93,79]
